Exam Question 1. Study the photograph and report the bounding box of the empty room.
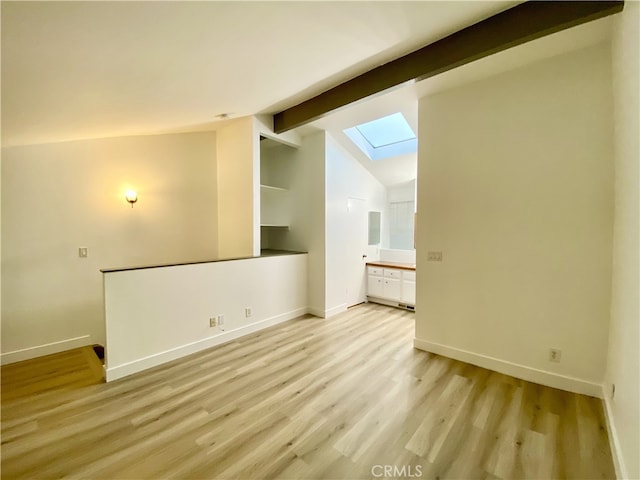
[1,1,638,479]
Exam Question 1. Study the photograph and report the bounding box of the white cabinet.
[401,270,416,304]
[367,266,415,308]
[383,277,402,301]
[367,275,384,298]
[401,280,416,304]
[383,269,402,280]
[368,267,383,276]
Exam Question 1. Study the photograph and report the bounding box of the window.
[344,112,417,161]
[389,201,415,250]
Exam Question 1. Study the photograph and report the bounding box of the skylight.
[344,112,416,161]
[356,112,416,148]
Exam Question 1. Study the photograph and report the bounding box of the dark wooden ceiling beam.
[273,1,623,133]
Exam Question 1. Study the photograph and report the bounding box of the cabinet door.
[401,280,416,305]
[367,276,384,298]
[383,278,401,301]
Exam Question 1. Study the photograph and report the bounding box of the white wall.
[216,117,259,259]
[261,132,329,316]
[605,3,640,479]
[1,131,218,363]
[415,44,614,396]
[387,179,416,250]
[104,253,308,381]
[379,249,416,265]
[263,130,388,317]
[387,179,416,203]
[300,132,327,316]
[0,151,2,351]
[325,133,387,315]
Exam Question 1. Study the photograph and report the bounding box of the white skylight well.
[344,112,417,161]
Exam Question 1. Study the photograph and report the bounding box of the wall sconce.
[125,190,138,208]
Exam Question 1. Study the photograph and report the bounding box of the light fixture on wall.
[125,190,138,208]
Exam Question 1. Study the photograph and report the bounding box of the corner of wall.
[301,131,327,314]
[601,385,629,480]
[604,3,640,479]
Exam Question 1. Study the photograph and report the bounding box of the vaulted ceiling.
[1,1,615,188]
[1,1,518,147]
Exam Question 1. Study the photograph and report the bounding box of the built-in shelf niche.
[260,136,296,247]
[260,183,290,228]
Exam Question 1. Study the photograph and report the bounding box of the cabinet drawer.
[368,266,383,276]
[403,270,416,281]
[383,268,402,279]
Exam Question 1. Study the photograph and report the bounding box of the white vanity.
[366,261,416,311]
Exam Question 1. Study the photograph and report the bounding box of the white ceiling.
[1,1,613,188]
[1,1,517,147]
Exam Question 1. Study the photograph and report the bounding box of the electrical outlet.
[427,251,443,262]
[245,307,252,318]
[217,314,225,325]
[549,348,562,363]
[209,317,217,328]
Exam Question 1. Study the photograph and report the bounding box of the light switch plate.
[427,251,443,262]
[78,247,88,258]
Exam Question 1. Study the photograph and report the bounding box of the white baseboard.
[324,303,347,318]
[307,304,347,319]
[602,388,628,480]
[367,296,415,311]
[307,307,326,318]
[413,338,602,397]
[1,335,93,365]
[105,308,308,382]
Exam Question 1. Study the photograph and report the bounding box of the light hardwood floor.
[1,304,615,479]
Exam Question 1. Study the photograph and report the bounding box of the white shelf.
[260,184,288,193]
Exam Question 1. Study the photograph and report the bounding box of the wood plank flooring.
[1,304,615,479]
[1,346,104,403]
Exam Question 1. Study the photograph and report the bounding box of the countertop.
[101,250,307,273]
[366,260,416,271]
